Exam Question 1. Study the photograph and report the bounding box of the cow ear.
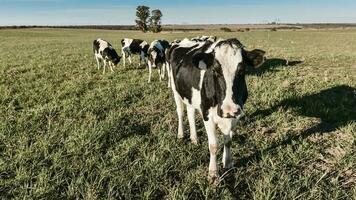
[243,49,266,68]
[192,52,214,70]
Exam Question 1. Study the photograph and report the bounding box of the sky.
[0,0,356,25]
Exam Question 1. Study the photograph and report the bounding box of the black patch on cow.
[192,52,214,69]
[129,39,145,54]
[233,63,248,107]
[201,59,228,120]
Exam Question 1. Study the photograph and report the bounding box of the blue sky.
[0,0,356,25]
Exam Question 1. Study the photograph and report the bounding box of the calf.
[167,38,265,184]
[93,38,121,74]
[121,38,149,67]
[147,39,170,84]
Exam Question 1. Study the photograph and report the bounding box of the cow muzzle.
[221,105,245,119]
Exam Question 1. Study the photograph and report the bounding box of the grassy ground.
[0,28,355,199]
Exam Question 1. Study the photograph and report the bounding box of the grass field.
[0,28,355,199]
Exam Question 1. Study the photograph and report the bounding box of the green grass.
[0,28,355,199]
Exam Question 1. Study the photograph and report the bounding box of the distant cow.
[167,37,265,184]
[147,39,170,84]
[93,38,121,74]
[121,38,149,67]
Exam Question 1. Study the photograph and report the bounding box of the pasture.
[0,28,355,199]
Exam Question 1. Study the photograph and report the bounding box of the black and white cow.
[167,37,265,184]
[93,38,121,74]
[121,38,149,67]
[147,39,170,84]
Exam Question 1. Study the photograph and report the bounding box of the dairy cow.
[147,39,170,84]
[121,38,149,67]
[167,37,265,184]
[93,38,121,74]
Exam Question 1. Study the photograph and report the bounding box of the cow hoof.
[223,161,235,169]
[190,138,198,145]
[178,134,184,139]
[208,172,219,185]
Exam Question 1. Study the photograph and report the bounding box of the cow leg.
[148,60,152,83]
[95,56,100,70]
[103,60,107,74]
[128,55,132,65]
[204,119,218,184]
[109,62,114,72]
[158,65,162,82]
[166,62,171,88]
[161,63,166,79]
[218,121,234,169]
[122,50,126,68]
[173,91,184,139]
[187,105,198,144]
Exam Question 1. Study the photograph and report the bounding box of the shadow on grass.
[99,112,151,154]
[247,58,303,76]
[220,85,355,196]
[237,85,356,168]
[120,63,148,71]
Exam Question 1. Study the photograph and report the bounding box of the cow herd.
[93,36,266,184]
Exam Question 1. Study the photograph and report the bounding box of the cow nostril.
[234,109,241,116]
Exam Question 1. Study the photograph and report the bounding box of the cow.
[121,38,149,68]
[93,38,121,74]
[167,37,265,184]
[147,39,170,84]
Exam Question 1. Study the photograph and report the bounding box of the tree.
[149,9,163,33]
[135,5,150,32]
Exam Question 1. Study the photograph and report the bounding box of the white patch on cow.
[121,38,133,48]
[177,38,197,47]
[151,51,158,66]
[139,41,148,49]
[214,43,243,118]
[205,38,223,53]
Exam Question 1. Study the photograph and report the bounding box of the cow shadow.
[220,85,355,195]
[120,64,148,71]
[237,85,356,168]
[247,58,303,76]
[99,112,151,155]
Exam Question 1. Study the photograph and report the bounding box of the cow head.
[193,38,265,119]
[106,47,122,67]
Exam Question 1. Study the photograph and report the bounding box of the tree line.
[135,5,162,33]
